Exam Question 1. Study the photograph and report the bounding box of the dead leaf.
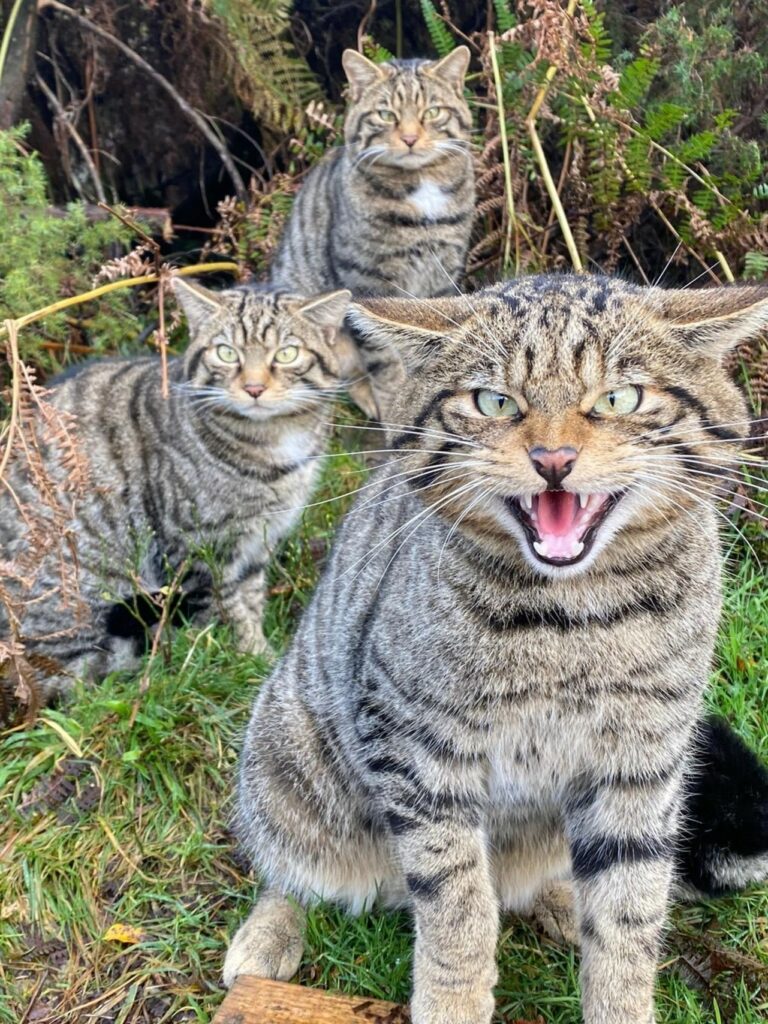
[103,923,145,944]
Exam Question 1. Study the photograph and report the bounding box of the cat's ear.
[172,277,224,331]
[342,49,388,99]
[647,284,768,359]
[426,46,470,92]
[297,289,351,330]
[346,296,470,358]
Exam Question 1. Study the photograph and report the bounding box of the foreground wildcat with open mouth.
[506,490,625,565]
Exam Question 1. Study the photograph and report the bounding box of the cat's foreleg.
[389,804,498,1024]
[222,886,306,987]
[219,557,269,656]
[565,773,682,1024]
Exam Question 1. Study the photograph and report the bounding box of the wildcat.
[269,47,475,299]
[225,276,768,1024]
[0,280,365,701]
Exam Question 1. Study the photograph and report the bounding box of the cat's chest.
[486,712,585,809]
[408,180,450,220]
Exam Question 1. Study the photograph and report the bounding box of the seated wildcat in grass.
[0,279,371,702]
[226,276,768,1024]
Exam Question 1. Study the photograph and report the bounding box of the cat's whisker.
[424,245,508,357]
[633,467,768,526]
[388,283,504,361]
[352,477,489,590]
[436,480,501,585]
[332,420,482,449]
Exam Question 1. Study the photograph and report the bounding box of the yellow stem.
[714,250,735,283]
[488,32,519,275]
[525,0,583,272]
[2,262,239,334]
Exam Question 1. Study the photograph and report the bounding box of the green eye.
[475,390,520,418]
[378,109,397,122]
[274,344,300,365]
[216,344,239,364]
[424,106,441,119]
[592,385,642,416]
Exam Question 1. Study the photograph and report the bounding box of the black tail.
[678,716,768,898]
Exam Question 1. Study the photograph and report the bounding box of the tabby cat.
[269,47,474,299]
[225,276,768,1024]
[0,280,362,700]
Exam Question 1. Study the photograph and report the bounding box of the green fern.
[610,56,659,111]
[364,40,395,64]
[743,250,768,280]
[419,0,455,58]
[643,102,686,141]
[493,0,516,33]
[210,0,323,133]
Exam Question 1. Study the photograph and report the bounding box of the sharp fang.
[533,540,547,557]
[578,493,588,509]
[573,541,584,555]
[521,494,533,511]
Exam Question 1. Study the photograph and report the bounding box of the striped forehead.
[222,293,295,350]
[451,280,645,397]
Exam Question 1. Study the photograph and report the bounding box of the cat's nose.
[244,383,266,399]
[401,133,419,148]
[528,446,578,489]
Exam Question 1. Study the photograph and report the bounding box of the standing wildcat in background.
[0,281,361,701]
[270,47,474,298]
[225,276,768,1024]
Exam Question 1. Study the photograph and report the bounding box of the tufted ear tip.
[426,46,471,91]
[341,49,388,97]
[171,276,225,330]
[646,283,768,359]
[298,289,352,330]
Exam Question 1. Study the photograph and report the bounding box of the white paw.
[223,896,305,988]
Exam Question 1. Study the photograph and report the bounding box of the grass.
[0,443,767,1023]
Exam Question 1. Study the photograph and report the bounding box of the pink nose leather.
[401,134,419,148]
[528,446,578,488]
[244,383,266,399]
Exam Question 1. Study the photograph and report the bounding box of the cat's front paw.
[223,896,305,988]
[411,986,495,1024]
[233,623,271,657]
[530,878,580,947]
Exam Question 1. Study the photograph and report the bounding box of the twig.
[650,199,721,283]
[524,0,583,273]
[155,269,170,399]
[622,234,651,286]
[357,0,377,52]
[96,202,159,253]
[39,0,247,201]
[35,72,107,203]
[0,320,21,487]
[127,558,191,729]
[18,968,48,1024]
[488,31,519,274]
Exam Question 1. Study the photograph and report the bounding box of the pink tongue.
[537,491,578,537]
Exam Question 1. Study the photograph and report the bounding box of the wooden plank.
[212,977,410,1024]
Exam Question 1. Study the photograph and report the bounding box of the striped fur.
[270,48,474,298]
[226,275,768,1024]
[0,282,357,700]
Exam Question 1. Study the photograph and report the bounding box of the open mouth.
[505,490,623,565]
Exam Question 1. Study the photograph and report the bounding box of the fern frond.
[209,0,323,133]
[419,0,455,58]
[493,0,516,34]
[743,250,768,280]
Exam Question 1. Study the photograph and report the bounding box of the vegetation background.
[0,1,766,1021]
